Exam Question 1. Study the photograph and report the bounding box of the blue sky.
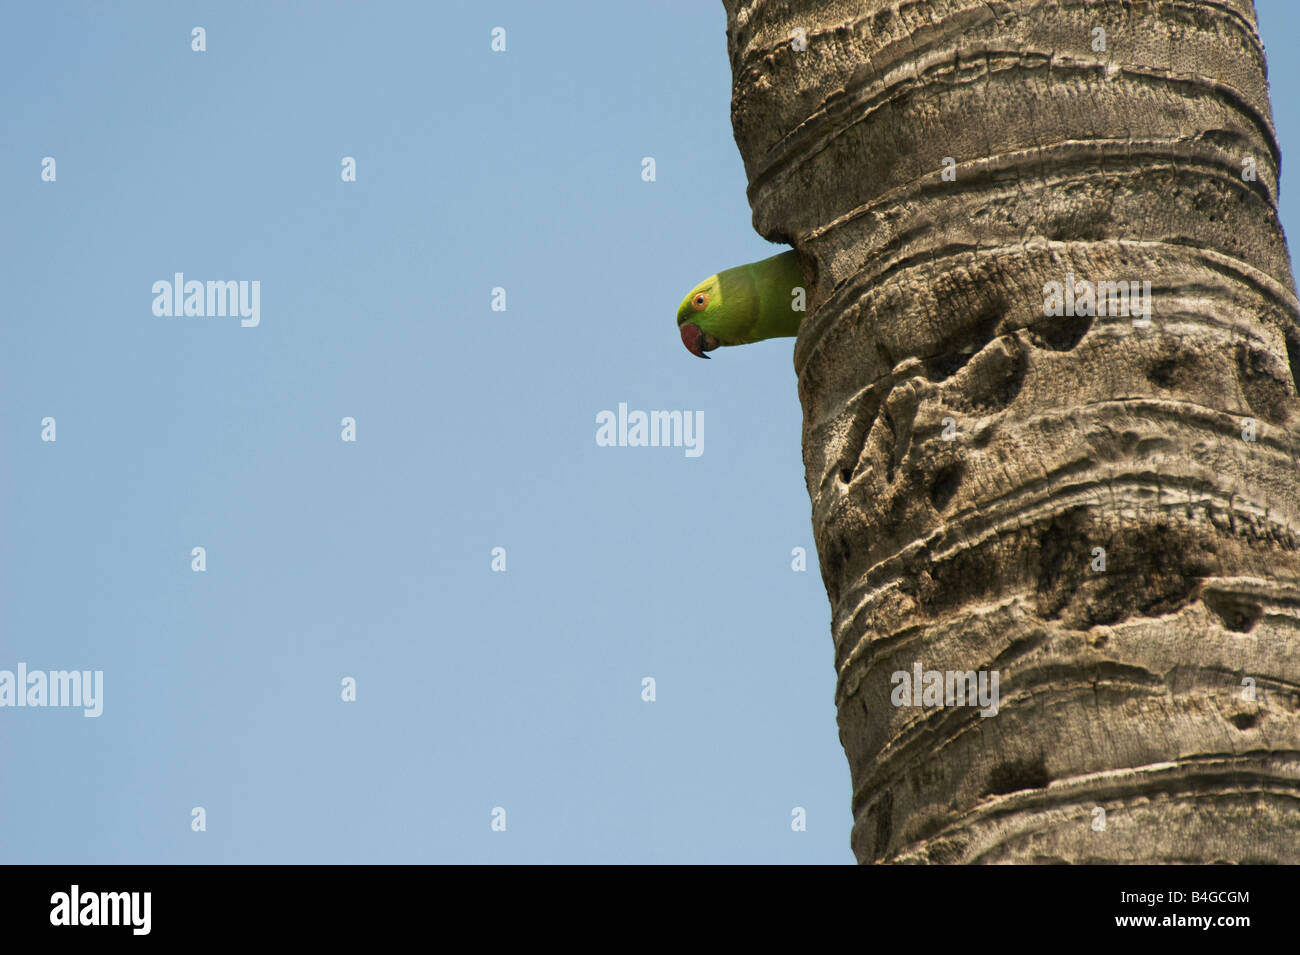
[2,1,1298,864]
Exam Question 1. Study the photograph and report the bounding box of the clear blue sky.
[2,1,1298,864]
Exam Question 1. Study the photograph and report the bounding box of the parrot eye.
[692,293,708,310]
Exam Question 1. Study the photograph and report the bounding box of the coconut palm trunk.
[722,0,1300,862]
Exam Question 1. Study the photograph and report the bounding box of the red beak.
[680,322,711,359]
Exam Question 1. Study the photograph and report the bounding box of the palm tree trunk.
[724,0,1300,862]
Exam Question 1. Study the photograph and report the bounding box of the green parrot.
[675,250,806,358]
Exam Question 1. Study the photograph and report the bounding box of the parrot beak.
[680,322,718,359]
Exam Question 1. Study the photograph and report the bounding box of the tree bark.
[724,0,1300,862]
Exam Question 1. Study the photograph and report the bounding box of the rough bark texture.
[724,0,1300,862]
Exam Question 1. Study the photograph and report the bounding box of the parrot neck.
[749,251,807,342]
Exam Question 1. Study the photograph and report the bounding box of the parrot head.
[673,250,804,359]
[676,275,724,359]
